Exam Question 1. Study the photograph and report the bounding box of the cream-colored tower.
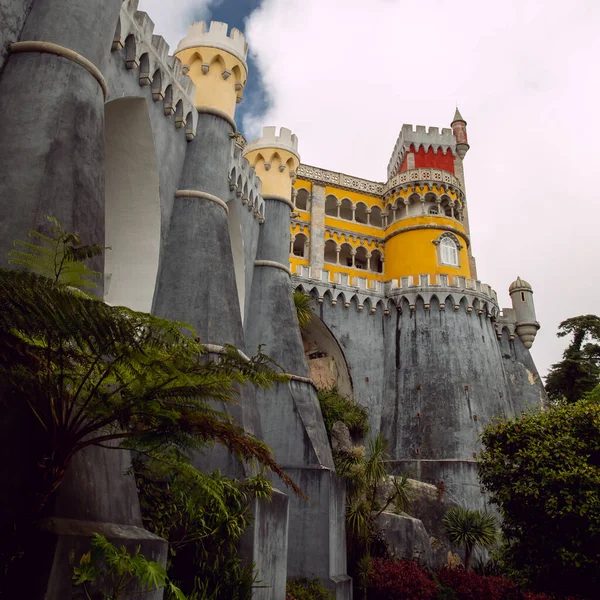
[243,127,300,202]
[175,21,248,121]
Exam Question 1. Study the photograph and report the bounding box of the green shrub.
[317,386,369,438]
[286,578,334,600]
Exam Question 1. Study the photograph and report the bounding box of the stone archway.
[302,313,353,400]
[104,98,160,311]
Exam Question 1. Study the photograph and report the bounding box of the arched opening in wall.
[425,192,438,214]
[339,243,353,267]
[407,192,421,217]
[324,239,338,264]
[104,98,160,312]
[296,188,310,211]
[370,205,383,227]
[325,194,338,217]
[355,202,368,224]
[355,246,368,270]
[386,203,395,224]
[340,198,353,220]
[301,312,354,400]
[441,195,453,217]
[293,233,308,258]
[370,249,383,273]
[227,193,246,321]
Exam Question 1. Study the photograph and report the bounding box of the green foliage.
[545,315,600,403]
[9,215,104,291]
[134,452,271,599]
[72,533,185,599]
[317,386,370,438]
[442,508,498,571]
[293,290,313,330]
[286,578,334,600]
[0,219,303,580]
[333,433,411,594]
[478,401,600,596]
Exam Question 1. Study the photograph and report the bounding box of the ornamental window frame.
[433,232,463,268]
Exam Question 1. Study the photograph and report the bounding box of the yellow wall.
[385,216,471,281]
[245,149,299,198]
[175,47,246,118]
[289,178,471,284]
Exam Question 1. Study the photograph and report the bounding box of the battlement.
[175,21,248,65]
[387,124,457,179]
[230,145,265,221]
[245,126,300,159]
[292,267,499,317]
[115,0,197,137]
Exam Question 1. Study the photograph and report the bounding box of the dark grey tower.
[243,128,351,599]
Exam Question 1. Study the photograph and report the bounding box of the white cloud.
[244,0,600,377]
[136,0,214,49]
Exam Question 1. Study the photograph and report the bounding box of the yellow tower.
[243,126,300,203]
[383,122,472,282]
[175,21,248,123]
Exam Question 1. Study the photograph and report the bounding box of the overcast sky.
[139,0,600,378]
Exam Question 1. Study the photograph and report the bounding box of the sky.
[138,0,600,379]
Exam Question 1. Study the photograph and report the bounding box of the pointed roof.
[451,107,466,125]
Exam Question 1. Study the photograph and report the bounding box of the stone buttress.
[243,128,351,599]
[0,1,167,597]
[151,22,288,598]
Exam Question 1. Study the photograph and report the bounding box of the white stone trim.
[203,343,251,361]
[195,105,236,132]
[262,194,294,210]
[175,190,228,214]
[10,41,108,100]
[254,260,292,276]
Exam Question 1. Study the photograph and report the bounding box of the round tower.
[175,21,248,122]
[243,126,300,204]
[451,107,470,159]
[509,277,540,348]
[243,129,350,594]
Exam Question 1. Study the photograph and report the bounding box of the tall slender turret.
[509,277,540,348]
[451,107,470,159]
[244,128,351,597]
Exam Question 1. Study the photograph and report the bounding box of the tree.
[477,401,600,596]
[442,507,498,570]
[545,315,600,403]
[0,218,302,575]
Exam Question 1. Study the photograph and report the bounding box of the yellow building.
[288,112,478,288]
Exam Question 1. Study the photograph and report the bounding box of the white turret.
[509,276,539,348]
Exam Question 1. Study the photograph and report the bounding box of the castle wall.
[0,0,32,72]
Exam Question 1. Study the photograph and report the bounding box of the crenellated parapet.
[243,127,300,200]
[383,167,463,197]
[175,21,247,121]
[114,0,197,138]
[387,124,457,179]
[229,145,265,222]
[292,269,499,317]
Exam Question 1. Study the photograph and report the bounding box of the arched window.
[296,188,310,211]
[339,243,353,266]
[370,250,383,273]
[355,247,368,270]
[355,202,368,224]
[324,239,338,264]
[293,233,308,258]
[440,237,459,266]
[340,198,353,220]
[370,206,383,227]
[325,194,338,217]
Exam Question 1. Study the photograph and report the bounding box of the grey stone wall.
[309,183,326,271]
[0,0,32,72]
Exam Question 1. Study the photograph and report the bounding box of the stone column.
[0,3,169,597]
[0,0,123,278]
[310,183,326,272]
[244,128,351,598]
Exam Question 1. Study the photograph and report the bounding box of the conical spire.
[452,107,465,124]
